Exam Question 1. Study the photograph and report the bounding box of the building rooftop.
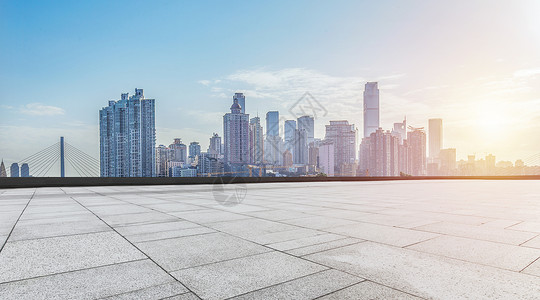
[1,180,540,299]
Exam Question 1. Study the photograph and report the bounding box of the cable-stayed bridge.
[17,137,99,177]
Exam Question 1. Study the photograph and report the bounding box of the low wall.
[1,175,539,189]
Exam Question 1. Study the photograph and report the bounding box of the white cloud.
[20,103,65,116]
[513,68,540,78]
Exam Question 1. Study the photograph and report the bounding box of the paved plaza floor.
[1,180,540,299]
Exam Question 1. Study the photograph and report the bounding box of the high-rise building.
[363,82,380,138]
[0,160,7,177]
[198,152,224,176]
[99,88,156,177]
[155,145,170,177]
[284,120,296,142]
[223,97,250,164]
[266,111,279,137]
[208,133,222,157]
[407,127,427,176]
[20,163,30,177]
[318,141,335,176]
[392,118,407,144]
[294,129,308,165]
[358,128,400,176]
[170,138,188,163]
[297,116,314,144]
[265,136,283,165]
[283,150,293,167]
[439,148,457,175]
[249,117,264,164]
[10,163,19,177]
[325,121,357,175]
[429,118,443,160]
[234,93,246,114]
[189,142,201,162]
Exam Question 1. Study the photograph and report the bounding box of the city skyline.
[1,1,540,170]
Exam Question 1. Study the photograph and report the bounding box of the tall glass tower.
[99,88,155,177]
[363,82,380,138]
[233,93,246,114]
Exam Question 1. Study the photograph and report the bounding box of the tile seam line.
[67,194,202,299]
[0,188,35,253]
[312,279,428,300]
[519,255,540,273]
[0,258,148,286]
[221,268,365,300]
[401,242,540,275]
[295,240,368,258]
[95,283,192,300]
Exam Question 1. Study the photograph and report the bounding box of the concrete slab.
[9,219,111,241]
[0,231,145,283]
[102,281,188,300]
[415,221,537,245]
[286,238,365,257]
[171,251,327,300]
[266,233,347,251]
[0,260,174,300]
[136,232,270,271]
[318,281,422,299]
[326,222,440,247]
[232,269,363,300]
[305,241,540,299]
[406,235,540,271]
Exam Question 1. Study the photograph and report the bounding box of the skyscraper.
[189,142,201,162]
[234,93,246,114]
[266,111,279,137]
[284,120,296,156]
[20,163,30,177]
[439,148,457,175]
[10,163,19,177]
[392,117,407,144]
[208,133,222,157]
[99,88,156,177]
[318,141,335,177]
[428,118,443,160]
[265,111,281,165]
[325,121,357,175]
[0,160,6,177]
[223,97,250,164]
[363,82,380,138]
[297,115,314,143]
[249,117,264,164]
[358,128,400,176]
[407,127,427,176]
[294,129,308,165]
[170,138,187,163]
[155,145,170,177]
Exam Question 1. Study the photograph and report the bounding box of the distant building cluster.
[97,86,539,178]
[0,160,30,177]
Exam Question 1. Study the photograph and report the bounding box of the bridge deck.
[1,180,540,299]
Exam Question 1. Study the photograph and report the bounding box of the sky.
[1,0,539,176]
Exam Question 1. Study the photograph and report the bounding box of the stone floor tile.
[305,241,540,299]
[171,251,327,300]
[407,235,540,271]
[0,231,145,283]
[318,280,421,299]
[266,233,347,251]
[0,260,174,300]
[136,232,270,271]
[415,221,537,245]
[326,222,439,247]
[232,269,363,300]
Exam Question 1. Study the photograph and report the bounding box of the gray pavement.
[1,180,540,299]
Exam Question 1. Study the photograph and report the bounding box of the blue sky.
[1,0,539,175]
